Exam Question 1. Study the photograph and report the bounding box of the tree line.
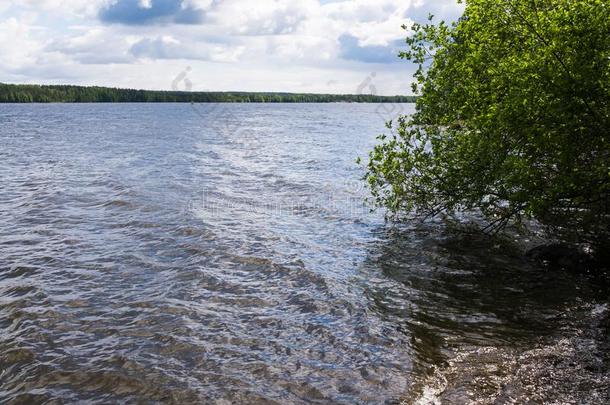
[0,83,416,103]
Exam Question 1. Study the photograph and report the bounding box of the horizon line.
[0,82,413,99]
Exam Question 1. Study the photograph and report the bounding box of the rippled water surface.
[1,104,608,404]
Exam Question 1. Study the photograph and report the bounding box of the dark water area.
[0,103,608,404]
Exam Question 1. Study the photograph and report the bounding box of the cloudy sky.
[0,0,463,95]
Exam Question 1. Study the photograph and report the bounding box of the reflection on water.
[0,104,608,404]
[360,223,609,403]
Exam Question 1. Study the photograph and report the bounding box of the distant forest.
[0,83,416,103]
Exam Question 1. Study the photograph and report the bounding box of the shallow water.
[0,103,608,404]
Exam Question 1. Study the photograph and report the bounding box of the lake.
[1,103,608,404]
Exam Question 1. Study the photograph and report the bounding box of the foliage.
[0,83,416,104]
[366,0,610,251]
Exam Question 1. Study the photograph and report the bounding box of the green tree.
[366,0,610,254]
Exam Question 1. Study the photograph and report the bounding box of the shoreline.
[0,83,418,104]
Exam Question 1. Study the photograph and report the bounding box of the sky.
[0,0,464,95]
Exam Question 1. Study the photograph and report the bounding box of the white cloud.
[208,0,318,35]
[0,17,44,71]
[0,0,465,94]
[47,27,137,64]
[139,0,153,9]
[4,0,109,17]
[130,35,246,62]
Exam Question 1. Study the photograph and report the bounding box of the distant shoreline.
[0,83,416,104]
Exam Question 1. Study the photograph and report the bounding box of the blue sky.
[0,0,463,95]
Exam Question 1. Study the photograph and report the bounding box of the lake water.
[1,103,608,404]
